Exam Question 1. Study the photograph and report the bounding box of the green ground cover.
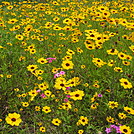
[0,0,134,133]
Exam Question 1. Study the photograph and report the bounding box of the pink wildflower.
[40,93,46,98]
[46,58,56,60]
[64,99,68,102]
[66,95,71,98]
[60,71,65,75]
[36,89,41,93]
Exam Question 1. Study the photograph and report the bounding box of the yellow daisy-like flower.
[39,126,46,132]
[69,90,85,101]
[42,106,51,113]
[119,78,132,89]
[5,113,22,126]
[119,125,132,134]
[52,118,62,126]
[108,101,119,109]
[106,116,114,123]
[78,116,88,126]
[61,60,74,70]
[118,113,127,119]
[37,57,48,64]
[15,34,24,40]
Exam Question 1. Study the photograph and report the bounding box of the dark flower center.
[123,129,128,132]
[124,82,128,85]
[75,94,79,97]
[82,119,85,122]
[66,63,70,66]
[11,118,16,122]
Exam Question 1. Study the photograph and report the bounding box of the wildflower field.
[0,0,134,133]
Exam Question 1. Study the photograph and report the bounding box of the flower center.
[11,118,16,122]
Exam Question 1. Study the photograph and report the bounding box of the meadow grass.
[0,0,134,133]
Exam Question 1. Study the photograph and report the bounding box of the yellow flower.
[52,118,62,126]
[37,58,47,64]
[118,113,127,119]
[42,106,51,113]
[5,113,22,126]
[78,129,84,134]
[15,34,24,40]
[39,126,46,132]
[119,78,132,89]
[27,65,38,72]
[108,101,119,109]
[6,75,12,78]
[44,90,52,97]
[119,125,132,134]
[61,60,74,70]
[124,107,134,114]
[21,102,29,107]
[28,90,38,97]
[35,106,41,111]
[78,116,88,126]
[106,116,114,123]
[69,90,85,101]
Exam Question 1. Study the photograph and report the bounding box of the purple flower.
[105,128,111,134]
[66,95,71,98]
[40,93,46,98]
[115,126,122,134]
[48,60,52,63]
[59,71,65,75]
[46,58,56,60]
[66,87,71,90]
[98,94,103,97]
[110,125,117,129]
[64,99,68,102]
[36,89,41,93]
[54,73,60,78]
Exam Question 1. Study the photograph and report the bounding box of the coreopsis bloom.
[78,129,84,134]
[92,58,106,67]
[106,116,115,123]
[37,57,48,64]
[69,90,85,101]
[122,61,130,66]
[129,45,134,52]
[44,90,52,97]
[66,49,75,55]
[107,48,119,55]
[15,34,24,40]
[108,101,119,109]
[78,116,88,126]
[119,125,132,134]
[21,102,29,107]
[28,90,38,97]
[5,113,22,126]
[39,126,46,132]
[124,107,134,115]
[62,102,72,110]
[114,67,123,72]
[67,77,80,87]
[35,106,41,111]
[107,59,115,67]
[118,113,127,119]
[54,78,67,91]
[27,65,38,72]
[38,81,49,90]
[119,78,132,89]
[61,60,74,70]
[52,118,62,126]
[118,52,127,60]
[42,106,51,113]
[8,18,18,24]
[90,103,98,109]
